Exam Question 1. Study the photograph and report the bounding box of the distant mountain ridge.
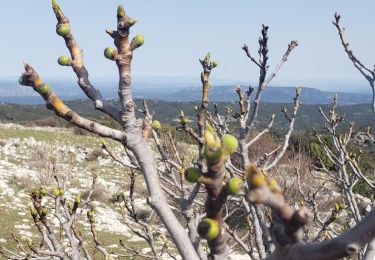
[0,80,371,105]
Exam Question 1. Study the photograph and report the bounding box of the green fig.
[198,218,219,240]
[58,188,65,196]
[37,83,51,95]
[128,19,138,26]
[227,177,244,195]
[131,34,144,50]
[41,208,48,216]
[204,131,217,147]
[32,187,39,196]
[75,193,81,205]
[152,120,161,130]
[204,145,222,164]
[212,60,218,68]
[117,5,125,18]
[89,217,96,223]
[104,47,117,60]
[205,123,214,134]
[40,187,47,196]
[182,117,189,125]
[56,24,70,37]
[87,210,94,218]
[30,207,38,217]
[52,187,60,196]
[58,56,71,66]
[221,134,238,155]
[184,167,203,183]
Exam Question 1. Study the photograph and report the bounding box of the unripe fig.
[204,145,222,164]
[58,188,65,196]
[56,24,70,37]
[184,167,203,183]
[32,187,39,196]
[117,5,126,18]
[41,208,48,216]
[221,134,238,155]
[128,19,138,26]
[212,60,218,68]
[40,187,47,196]
[104,47,117,60]
[227,177,244,195]
[58,56,71,66]
[89,217,96,223]
[204,52,211,62]
[37,83,51,95]
[182,117,189,125]
[30,207,38,217]
[131,34,144,50]
[75,193,81,205]
[87,210,94,218]
[204,131,217,147]
[152,120,161,130]
[198,218,219,240]
[52,187,60,196]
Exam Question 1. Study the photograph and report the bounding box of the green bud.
[194,106,199,112]
[212,61,218,68]
[221,134,238,155]
[184,167,203,183]
[75,193,81,205]
[104,47,117,60]
[204,52,211,62]
[198,218,219,240]
[152,120,161,130]
[68,202,73,210]
[227,177,244,195]
[131,34,144,50]
[117,5,126,18]
[89,217,96,223]
[40,187,47,196]
[56,24,70,37]
[37,83,51,95]
[30,207,38,217]
[128,19,138,26]
[58,56,71,66]
[32,188,39,196]
[41,208,48,216]
[87,210,94,218]
[182,117,189,125]
[52,187,60,196]
[58,188,65,196]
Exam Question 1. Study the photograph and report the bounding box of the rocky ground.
[0,123,161,259]
[0,123,252,259]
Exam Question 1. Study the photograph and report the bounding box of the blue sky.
[1,1,375,91]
